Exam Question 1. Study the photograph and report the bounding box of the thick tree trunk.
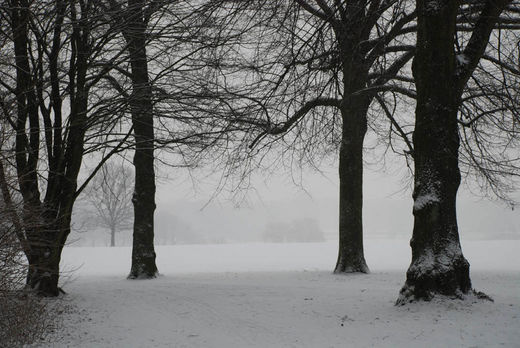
[126,0,158,279]
[26,252,61,297]
[334,103,369,274]
[27,265,60,296]
[25,218,66,297]
[397,0,471,304]
[332,21,372,273]
[129,104,158,278]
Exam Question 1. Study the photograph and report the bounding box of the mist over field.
[71,166,520,248]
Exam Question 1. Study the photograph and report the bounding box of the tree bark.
[25,220,63,297]
[26,260,60,296]
[125,0,158,279]
[110,225,116,247]
[334,102,369,273]
[397,0,470,303]
[398,0,510,304]
[333,20,372,273]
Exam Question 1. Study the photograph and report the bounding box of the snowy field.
[43,240,520,347]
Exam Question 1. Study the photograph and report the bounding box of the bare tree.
[99,0,159,278]
[85,162,133,247]
[97,0,262,278]
[203,0,417,273]
[457,18,520,203]
[0,0,136,295]
[396,0,517,304]
[210,1,520,279]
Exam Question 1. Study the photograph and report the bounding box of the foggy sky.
[73,148,519,247]
[154,163,519,243]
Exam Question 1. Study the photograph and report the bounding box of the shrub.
[0,224,56,346]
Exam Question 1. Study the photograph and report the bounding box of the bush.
[0,224,56,346]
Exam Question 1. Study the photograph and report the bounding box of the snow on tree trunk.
[396,158,471,303]
[397,0,471,304]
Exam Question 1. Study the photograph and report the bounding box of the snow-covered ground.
[44,240,519,347]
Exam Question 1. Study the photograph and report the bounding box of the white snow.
[41,240,520,347]
[413,192,440,211]
[408,239,465,277]
[456,53,470,66]
[413,163,441,212]
[413,193,439,211]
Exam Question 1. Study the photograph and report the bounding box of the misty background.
[71,160,520,247]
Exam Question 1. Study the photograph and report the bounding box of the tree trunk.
[332,16,374,274]
[110,225,116,247]
[27,264,60,296]
[334,103,369,274]
[26,251,61,297]
[397,0,471,303]
[24,3,88,295]
[126,0,158,279]
[25,218,66,297]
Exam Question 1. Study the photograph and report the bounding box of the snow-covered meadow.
[44,239,520,347]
